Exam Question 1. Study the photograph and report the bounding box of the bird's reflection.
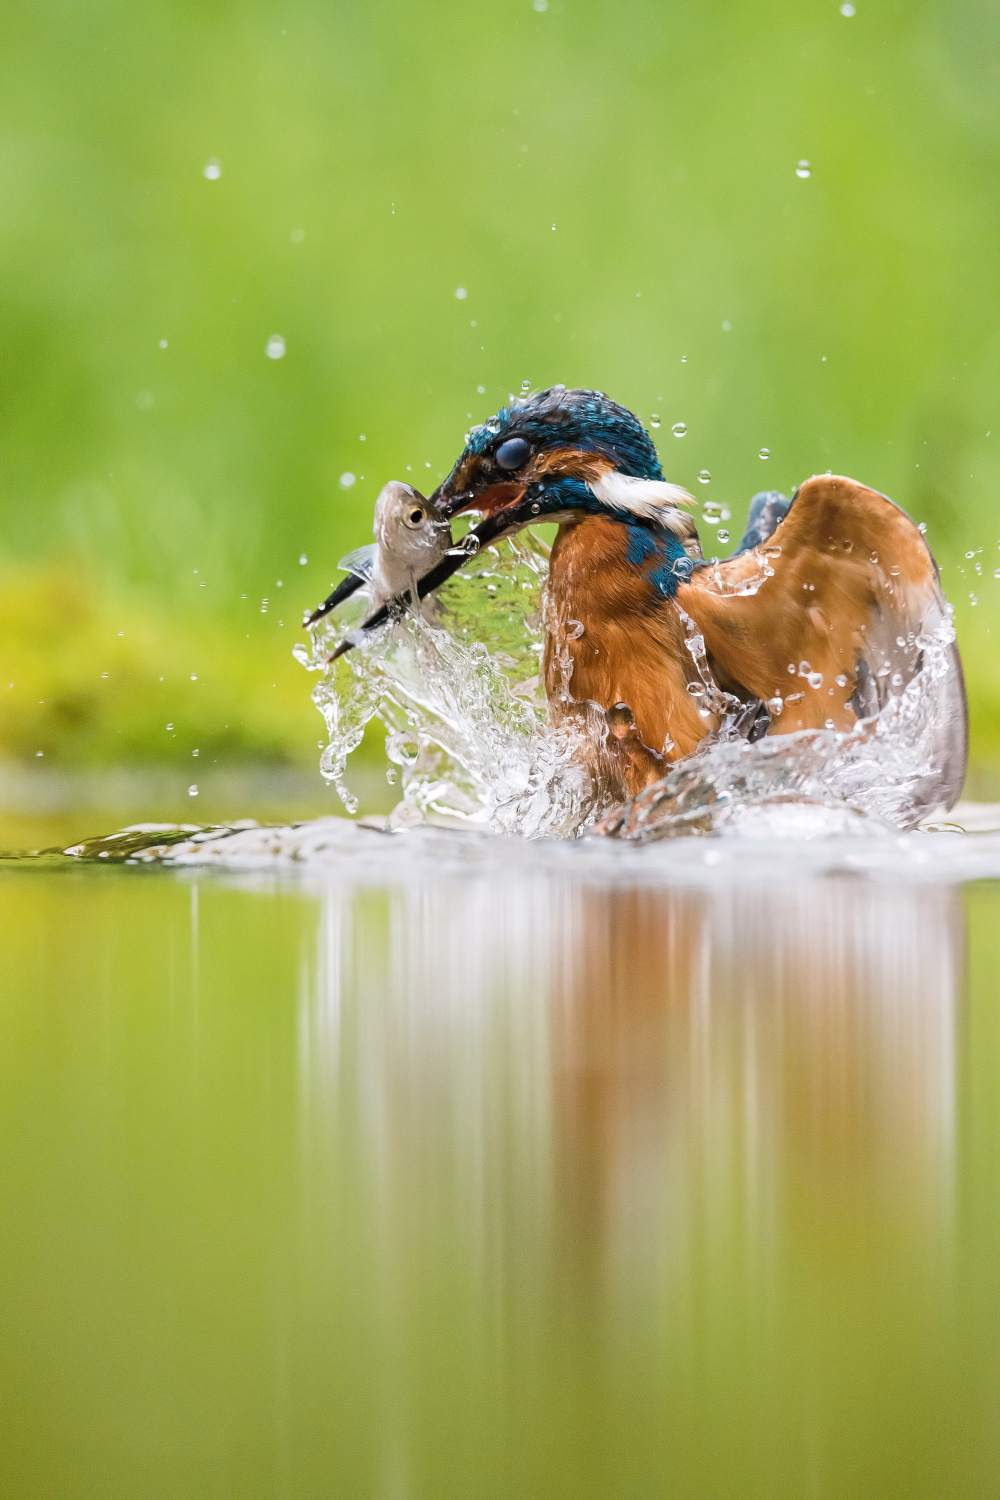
[301,872,961,1294]
[547,881,960,1299]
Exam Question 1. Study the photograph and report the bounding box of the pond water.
[4,822,1000,1498]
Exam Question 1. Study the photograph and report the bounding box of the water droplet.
[521,379,531,392]
[840,2,855,13]
[299,553,308,565]
[891,672,904,687]
[188,784,199,796]
[266,334,286,359]
[796,160,811,178]
[758,447,770,460]
[203,159,221,180]
[686,682,706,698]
[534,0,548,10]
[798,660,812,677]
[672,422,687,437]
[650,414,661,429]
[190,673,197,681]
[697,469,711,484]
[722,320,732,332]
[807,671,823,689]
[166,723,173,731]
[824,718,836,729]
[530,502,541,515]
[477,385,485,394]
[966,550,976,559]
[339,472,356,488]
[564,619,584,640]
[455,287,467,299]
[158,339,168,349]
[703,501,723,522]
[386,731,420,764]
[767,696,784,716]
[835,673,848,688]
[717,529,729,543]
[605,702,634,739]
[993,568,1000,579]
[681,355,687,363]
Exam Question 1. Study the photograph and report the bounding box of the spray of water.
[295,530,965,842]
[296,529,604,836]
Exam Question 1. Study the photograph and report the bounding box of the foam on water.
[31,804,1000,887]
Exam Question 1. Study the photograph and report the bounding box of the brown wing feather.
[541,478,966,810]
[677,474,967,806]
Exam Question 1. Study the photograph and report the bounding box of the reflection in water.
[298,873,962,1493]
[0,865,986,1499]
[303,877,959,1254]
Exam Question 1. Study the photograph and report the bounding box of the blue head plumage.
[439,386,665,506]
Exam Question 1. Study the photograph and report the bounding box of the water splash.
[599,612,963,841]
[294,525,964,842]
[295,529,607,836]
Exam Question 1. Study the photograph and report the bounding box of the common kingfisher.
[316,387,967,811]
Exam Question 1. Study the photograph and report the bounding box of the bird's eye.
[495,436,531,471]
[404,506,425,527]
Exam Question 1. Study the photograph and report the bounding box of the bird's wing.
[677,474,967,809]
[731,490,791,555]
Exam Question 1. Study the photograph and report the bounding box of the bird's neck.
[542,516,711,777]
[547,515,685,621]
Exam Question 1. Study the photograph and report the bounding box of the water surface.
[2,850,1000,1498]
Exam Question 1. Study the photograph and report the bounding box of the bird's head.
[321,388,700,657]
[431,386,699,550]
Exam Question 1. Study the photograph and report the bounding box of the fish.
[304,482,453,630]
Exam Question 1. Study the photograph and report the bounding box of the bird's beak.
[303,571,366,628]
[431,480,527,521]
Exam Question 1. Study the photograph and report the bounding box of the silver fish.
[363,481,452,611]
[306,481,454,646]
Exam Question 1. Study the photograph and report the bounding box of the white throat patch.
[589,472,696,535]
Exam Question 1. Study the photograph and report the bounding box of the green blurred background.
[1,0,999,822]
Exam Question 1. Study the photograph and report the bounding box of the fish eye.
[495,436,531,471]
[404,505,426,527]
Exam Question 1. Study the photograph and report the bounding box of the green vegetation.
[1,0,998,778]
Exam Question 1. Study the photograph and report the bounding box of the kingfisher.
[316,387,967,813]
